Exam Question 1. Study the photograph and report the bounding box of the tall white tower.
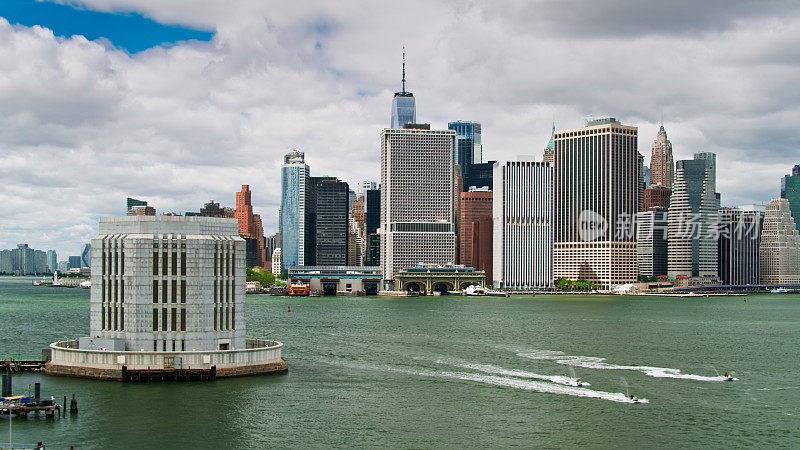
[380,126,456,288]
[493,160,553,289]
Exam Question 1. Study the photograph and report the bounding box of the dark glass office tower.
[448,121,489,190]
[364,189,381,266]
[781,164,800,232]
[306,177,349,266]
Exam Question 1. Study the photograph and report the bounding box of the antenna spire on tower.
[402,45,406,93]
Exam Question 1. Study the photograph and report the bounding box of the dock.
[121,366,217,382]
[0,359,47,373]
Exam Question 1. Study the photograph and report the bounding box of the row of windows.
[152,280,187,304]
[153,339,186,352]
[101,304,123,331]
[152,307,187,332]
[153,250,187,276]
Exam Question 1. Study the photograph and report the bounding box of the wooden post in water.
[69,394,78,414]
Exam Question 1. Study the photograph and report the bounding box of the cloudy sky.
[1,0,799,259]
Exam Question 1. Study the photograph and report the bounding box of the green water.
[0,277,798,448]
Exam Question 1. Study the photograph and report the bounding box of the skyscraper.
[306,176,349,266]
[650,124,674,189]
[13,244,35,275]
[542,123,555,164]
[642,187,672,211]
[0,250,11,274]
[357,181,378,195]
[781,164,800,232]
[390,50,416,129]
[759,199,800,284]
[46,249,57,273]
[668,152,720,279]
[81,243,91,268]
[553,118,642,289]
[380,126,456,287]
[460,190,493,283]
[280,150,310,270]
[636,207,668,277]
[448,121,482,186]
[235,185,255,236]
[718,207,763,285]
[493,160,553,290]
[364,189,381,266]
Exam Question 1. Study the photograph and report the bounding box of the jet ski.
[629,395,640,403]
[723,373,734,381]
[575,378,583,387]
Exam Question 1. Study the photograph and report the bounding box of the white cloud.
[1,1,800,257]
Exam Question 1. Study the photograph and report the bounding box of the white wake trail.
[517,351,738,382]
[440,371,647,404]
[457,363,590,387]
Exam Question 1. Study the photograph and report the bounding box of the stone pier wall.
[46,338,285,380]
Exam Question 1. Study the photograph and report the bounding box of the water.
[1,277,798,448]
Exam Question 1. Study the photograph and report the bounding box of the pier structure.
[288,266,382,295]
[46,216,286,381]
[394,264,486,295]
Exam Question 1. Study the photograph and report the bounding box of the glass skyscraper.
[448,121,491,191]
[781,164,800,232]
[390,50,416,128]
[280,150,309,270]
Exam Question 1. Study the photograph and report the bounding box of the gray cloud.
[1,1,799,258]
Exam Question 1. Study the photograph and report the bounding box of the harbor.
[1,277,799,447]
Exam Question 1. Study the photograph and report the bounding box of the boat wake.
[439,371,646,404]
[323,358,643,404]
[517,350,738,382]
[454,362,591,387]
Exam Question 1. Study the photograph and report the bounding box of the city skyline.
[2,1,800,259]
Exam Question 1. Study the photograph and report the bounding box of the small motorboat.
[575,378,583,387]
[723,373,734,381]
[629,395,639,403]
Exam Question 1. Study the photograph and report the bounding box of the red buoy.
[287,306,291,312]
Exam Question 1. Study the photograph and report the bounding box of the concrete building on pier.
[46,216,286,380]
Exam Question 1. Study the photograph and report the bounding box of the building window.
[162,252,168,276]
[180,308,186,332]
[172,280,177,303]
[162,280,167,303]
[101,305,105,330]
[153,281,158,303]
[181,281,186,303]
[120,306,124,330]
[181,251,186,276]
[171,308,177,331]
[213,307,217,330]
[153,308,158,331]
[153,251,158,275]
[162,307,168,331]
[172,251,177,276]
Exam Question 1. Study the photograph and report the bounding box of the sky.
[0,0,799,259]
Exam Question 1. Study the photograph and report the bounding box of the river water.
[1,277,798,448]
